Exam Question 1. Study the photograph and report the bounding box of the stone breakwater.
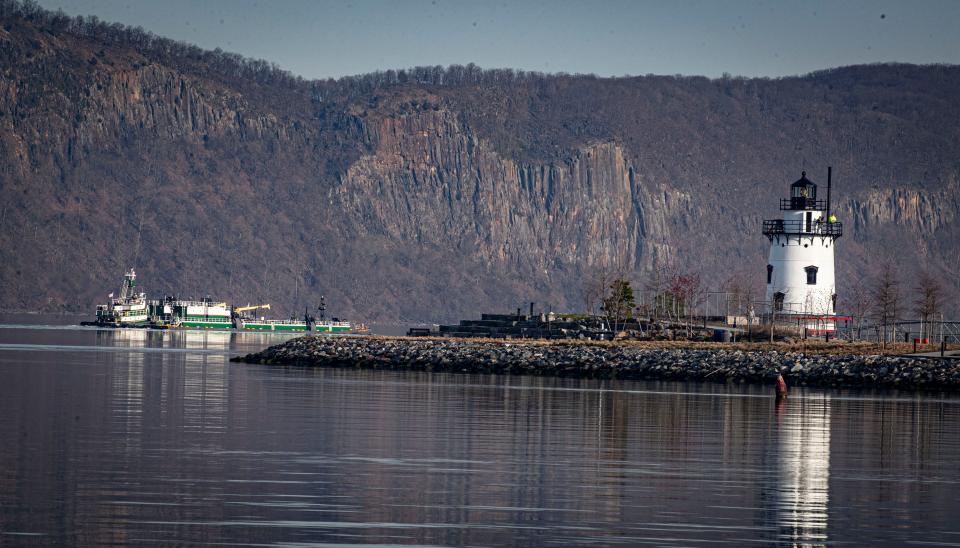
[230,337,960,391]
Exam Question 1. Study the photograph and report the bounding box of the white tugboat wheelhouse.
[763,169,843,333]
[95,268,150,325]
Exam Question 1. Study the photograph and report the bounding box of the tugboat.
[83,269,150,327]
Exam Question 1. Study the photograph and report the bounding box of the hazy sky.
[37,0,960,80]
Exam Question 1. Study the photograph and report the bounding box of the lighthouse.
[762,169,842,332]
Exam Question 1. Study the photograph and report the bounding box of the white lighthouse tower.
[763,169,842,332]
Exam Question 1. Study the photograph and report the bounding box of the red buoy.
[775,374,788,398]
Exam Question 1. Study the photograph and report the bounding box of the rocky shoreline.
[230,336,960,391]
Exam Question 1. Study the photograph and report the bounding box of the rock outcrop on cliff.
[1,3,958,320]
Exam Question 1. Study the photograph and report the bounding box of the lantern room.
[785,172,825,211]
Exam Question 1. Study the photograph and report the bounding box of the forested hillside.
[1,0,958,321]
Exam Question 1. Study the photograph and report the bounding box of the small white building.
[763,170,842,332]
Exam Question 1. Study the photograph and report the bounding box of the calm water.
[1,323,959,546]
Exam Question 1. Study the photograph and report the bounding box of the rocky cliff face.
[839,180,960,275]
[340,108,683,273]
[846,184,958,234]
[0,9,958,320]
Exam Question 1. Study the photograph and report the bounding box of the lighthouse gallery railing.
[762,219,843,238]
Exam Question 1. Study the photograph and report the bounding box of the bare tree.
[723,271,758,319]
[582,269,614,318]
[872,262,901,346]
[846,282,872,340]
[642,264,672,320]
[913,269,944,340]
[669,271,705,337]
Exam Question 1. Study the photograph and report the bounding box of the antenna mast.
[826,166,832,220]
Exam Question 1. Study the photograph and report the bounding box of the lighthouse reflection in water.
[769,395,831,545]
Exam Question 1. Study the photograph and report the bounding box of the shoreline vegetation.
[231,336,960,392]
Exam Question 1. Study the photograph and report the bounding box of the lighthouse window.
[805,265,819,285]
[767,264,773,284]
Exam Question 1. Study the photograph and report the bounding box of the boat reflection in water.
[99,326,149,346]
[173,329,232,358]
[96,328,308,439]
[771,394,831,545]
